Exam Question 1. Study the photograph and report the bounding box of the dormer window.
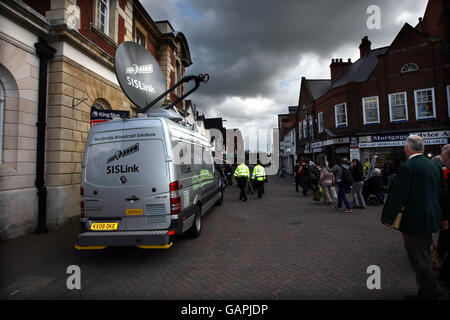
[401,63,419,74]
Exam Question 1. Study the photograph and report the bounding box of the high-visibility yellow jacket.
[363,161,371,173]
[234,164,250,179]
[252,164,266,181]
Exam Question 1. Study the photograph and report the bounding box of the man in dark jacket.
[294,161,301,192]
[298,160,311,196]
[438,145,450,286]
[381,135,448,300]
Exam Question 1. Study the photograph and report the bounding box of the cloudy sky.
[140,0,428,150]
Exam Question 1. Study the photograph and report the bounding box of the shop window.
[414,88,436,120]
[334,103,347,128]
[318,112,323,133]
[362,96,380,125]
[388,92,408,122]
[97,0,110,35]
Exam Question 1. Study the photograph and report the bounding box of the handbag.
[330,186,337,199]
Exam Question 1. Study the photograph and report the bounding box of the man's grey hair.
[431,155,444,167]
[373,168,381,175]
[406,135,424,152]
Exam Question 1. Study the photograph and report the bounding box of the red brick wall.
[23,0,50,16]
[147,40,158,59]
[118,15,125,45]
[119,0,127,11]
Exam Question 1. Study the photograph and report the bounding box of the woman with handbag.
[319,160,334,205]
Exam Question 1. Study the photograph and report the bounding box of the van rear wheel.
[188,205,202,238]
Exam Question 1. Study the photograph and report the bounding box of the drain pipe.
[35,39,56,234]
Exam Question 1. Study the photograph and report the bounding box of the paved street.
[0,176,448,300]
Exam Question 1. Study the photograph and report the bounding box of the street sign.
[114,41,166,112]
[90,106,130,126]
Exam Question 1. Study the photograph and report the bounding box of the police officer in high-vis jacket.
[234,163,250,201]
[252,161,266,199]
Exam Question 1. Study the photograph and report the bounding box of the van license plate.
[91,223,118,231]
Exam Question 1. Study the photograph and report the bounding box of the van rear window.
[85,139,167,187]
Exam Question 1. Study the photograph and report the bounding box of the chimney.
[359,36,371,57]
[330,58,352,81]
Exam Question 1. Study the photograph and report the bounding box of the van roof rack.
[144,108,183,122]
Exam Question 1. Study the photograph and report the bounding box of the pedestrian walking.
[331,158,352,213]
[252,161,266,199]
[351,159,366,209]
[224,164,233,186]
[234,163,250,202]
[319,160,334,205]
[298,160,312,196]
[294,161,301,192]
[381,135,448,300]
[438,144,450,287]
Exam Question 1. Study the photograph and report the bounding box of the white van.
[76,110,223,249]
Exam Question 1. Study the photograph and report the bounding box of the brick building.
[0,0,192,239]
[290,0,450,168]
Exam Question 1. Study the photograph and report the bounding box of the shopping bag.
[330,186,337,199]
[318,185,323,197]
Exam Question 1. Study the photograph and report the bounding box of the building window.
[388,92,408,122]
[302,119,307,137]
[414,88,436,120]
[401,63,419,74]
[97,0,110,34]
[0,81,3,164]
[447,85,450,118]
[136,29,146,47]
[362,96,380,124]
[318,112,323,133]
[308,114,313,138]
[298,121,302,139]
[334,103,347,128]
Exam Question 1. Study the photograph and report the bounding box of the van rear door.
[83,125,126,229]
[120,123,171,231]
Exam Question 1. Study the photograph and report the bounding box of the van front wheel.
[188,206,202,238]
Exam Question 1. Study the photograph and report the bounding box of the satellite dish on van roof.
[114,41,166,111]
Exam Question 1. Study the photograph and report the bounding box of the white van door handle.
[125,195,140,202]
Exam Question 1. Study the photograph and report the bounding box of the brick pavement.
[0,175,448,300]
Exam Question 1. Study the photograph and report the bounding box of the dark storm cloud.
[141,0,428,127]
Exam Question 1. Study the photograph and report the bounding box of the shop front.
[323,137,350,165]
[358,130,450,171]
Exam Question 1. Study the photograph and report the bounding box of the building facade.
[0,0,192,239]
[291,0,450,168]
